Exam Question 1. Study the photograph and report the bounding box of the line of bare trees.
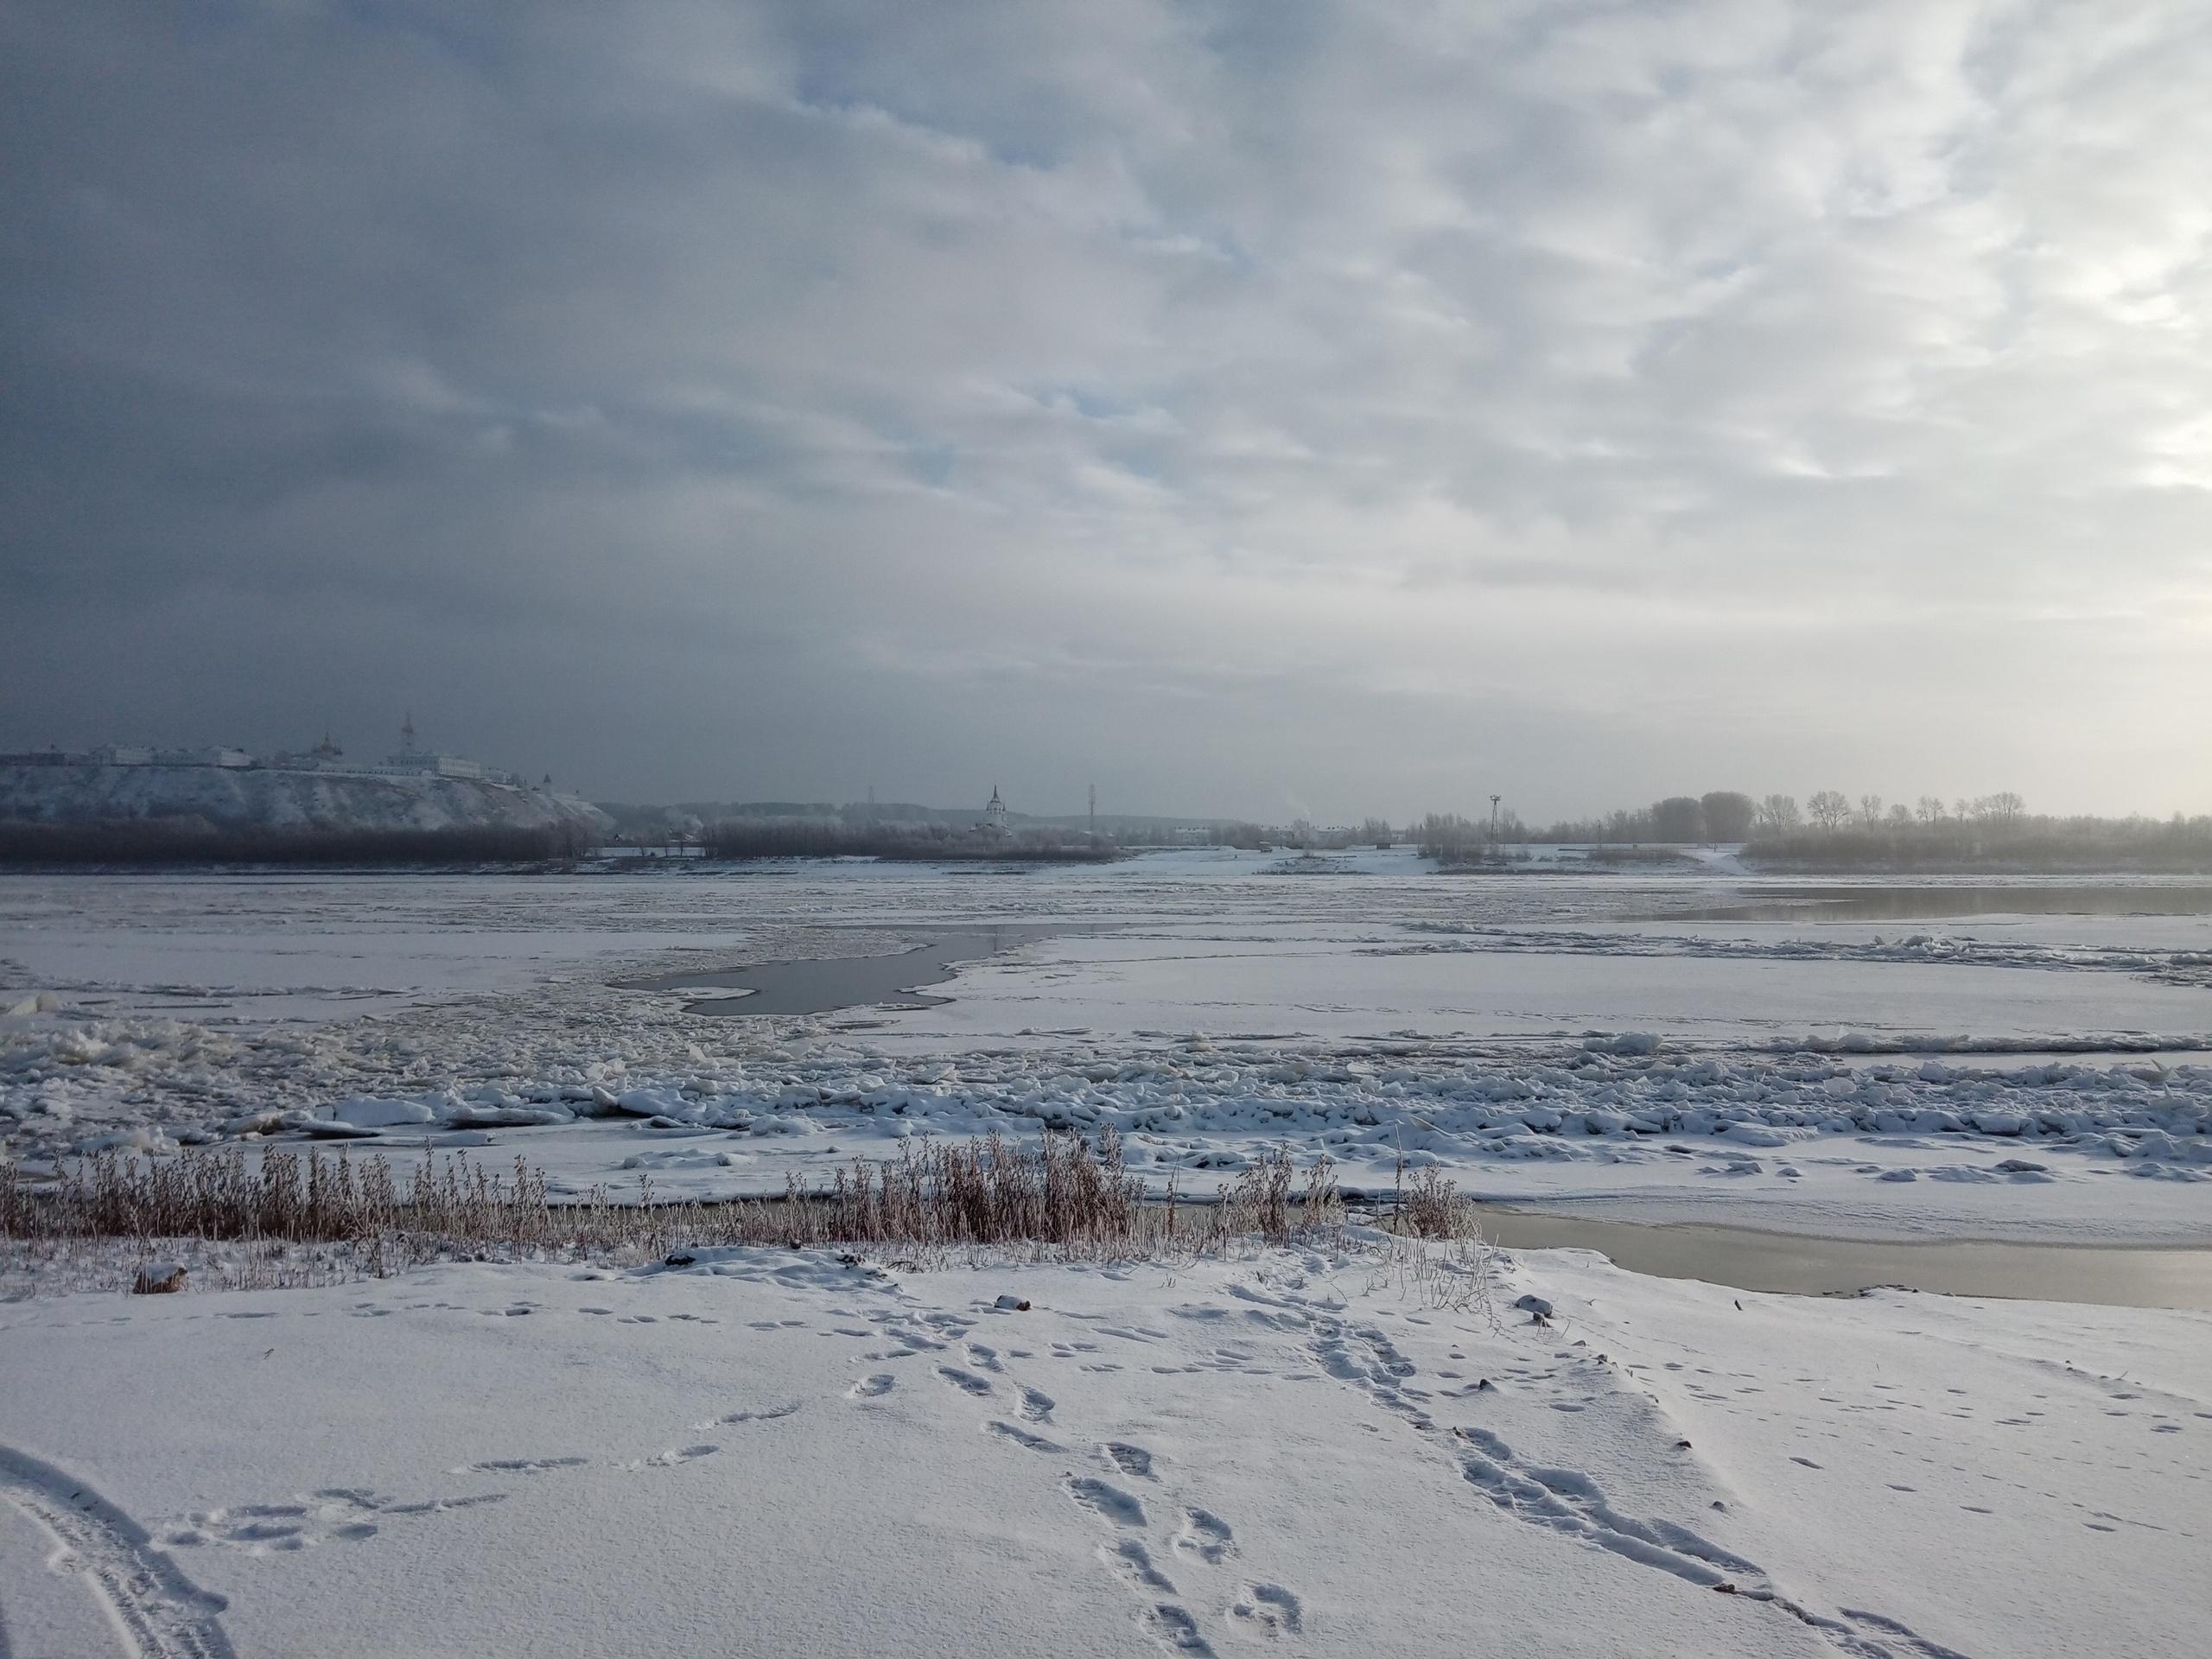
[1422,790,2037,849]
[1750,791,2026,836]
[1741,797,2212,869]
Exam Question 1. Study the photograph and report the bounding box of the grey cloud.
[3,0,2209,817]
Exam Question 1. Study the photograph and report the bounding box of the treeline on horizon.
[0,821,596,867]
[1738,792,2212,871]
[1414,789,2212,872]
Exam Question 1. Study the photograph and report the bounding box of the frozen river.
[5,849,2212,1250]
[6,855,2211,1659]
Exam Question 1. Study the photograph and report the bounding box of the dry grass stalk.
[1400,1166,1475,1239]
[3,1137,1349,1270]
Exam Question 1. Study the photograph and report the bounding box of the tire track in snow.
[0,1445,235,1659]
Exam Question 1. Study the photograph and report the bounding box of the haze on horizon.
[3,2,2209,825]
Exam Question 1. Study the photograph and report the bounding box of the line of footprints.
[889,1332,1304,1654]
[149,1290,1303,1652]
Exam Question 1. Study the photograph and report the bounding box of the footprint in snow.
[1229,1581,1304,1637]
[709,1403,802,1427]
[175,1486,503,1555]
[382,1493,507,1517]
[849,1374,896,1399]
[987,1421,1067,1455]
[1141,1602,1217,1655]
[1174,1508,1234,1564]
[452,1457,588,1475]
[1103,1539,1177,1594]
[1017,1387,1056,1423]
[938,1366,994,1397]
[1066,1477,1147,1529]
[1103,1442,1156,1480]
[625,1444,720,1471]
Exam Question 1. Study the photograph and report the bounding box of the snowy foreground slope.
[2,1245,2206,1658]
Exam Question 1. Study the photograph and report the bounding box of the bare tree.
[1887,802,1914,827]
[1807,790,1851,832]
[1756,794,1802,833]
[1856,793,1884,829]
[1916,796,1945,825]
[1982,791,2025,827]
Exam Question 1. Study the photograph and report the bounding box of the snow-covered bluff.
[0,764,611,836]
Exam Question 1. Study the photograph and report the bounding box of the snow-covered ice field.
[7,853,2212,1240]
[3,855,2210,1655]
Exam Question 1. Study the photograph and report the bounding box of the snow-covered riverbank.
[3,1243,2206,1658]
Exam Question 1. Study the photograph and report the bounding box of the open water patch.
[1464,1205,2212,1311]
[620,925,1114,1016]
[1660,885,2212,924]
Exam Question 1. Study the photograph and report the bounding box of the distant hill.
[0,764,612,836]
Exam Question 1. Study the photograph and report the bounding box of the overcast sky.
[4,2,2209,820]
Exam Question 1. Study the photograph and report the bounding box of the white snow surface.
[5,857,2212,1240]
[5,858,2211,1655]
[1,1246,2206,1657]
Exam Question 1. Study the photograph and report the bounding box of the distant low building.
[269,715,538,791]
[154,746,251,768]
[89,744,153,766]
[388,711,481,779]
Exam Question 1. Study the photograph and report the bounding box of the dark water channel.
[1462,1205,2212,1311]
[1663,885,2212,924]
[621,925,1105,1016]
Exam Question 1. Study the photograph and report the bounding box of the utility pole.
[1490,794,1502,845]
[1089,783,1096,837]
